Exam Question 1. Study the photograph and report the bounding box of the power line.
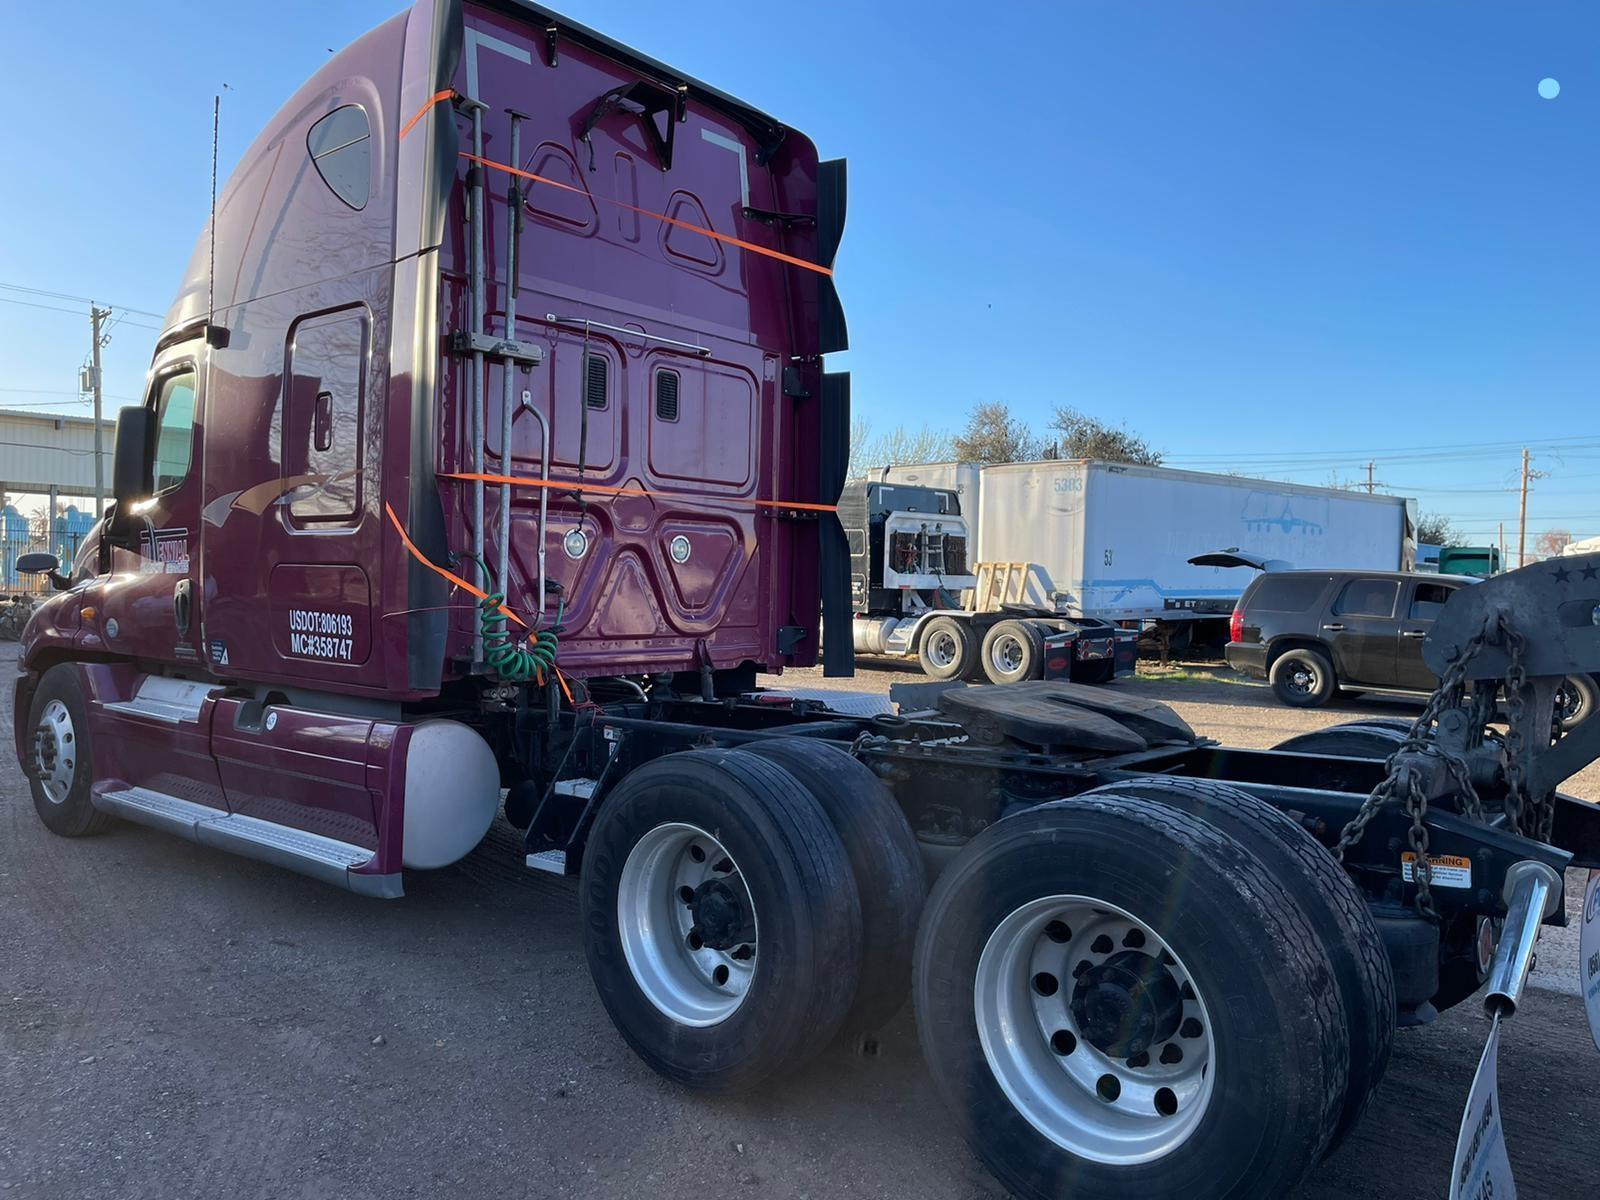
[1163,433,1600,463]
[0,281,164,320]
[0,294,162,332]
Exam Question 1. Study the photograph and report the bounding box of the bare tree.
[1535,528,1573,559]
[952,401,1040,464]
[850,418,955,477]
[1044,406,1162,466]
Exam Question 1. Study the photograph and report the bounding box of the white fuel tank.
[402,719,500,869]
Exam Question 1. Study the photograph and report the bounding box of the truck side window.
[151,371,197,493]
[1408,582,1455,621]
[1333,578,1399,618]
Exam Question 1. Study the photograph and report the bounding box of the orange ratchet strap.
[460,153,833,278]
[384,502,524,626]
[398,88,457,141]
[446,471,838,513]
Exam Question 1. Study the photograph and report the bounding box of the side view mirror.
[112,405,154,509]
[16,553,69,592]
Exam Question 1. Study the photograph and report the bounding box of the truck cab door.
[1324,577,1401,688]
[97,359,204,666]
[1394,579,1459,691]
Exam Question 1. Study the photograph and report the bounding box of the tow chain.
[1332,615,1555,919]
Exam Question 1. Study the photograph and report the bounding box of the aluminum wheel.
[989,632,1025,676]
[974,894,1215,1165]
[925,630,960,670]
[617,822,757,1027]
[33,698,77,805]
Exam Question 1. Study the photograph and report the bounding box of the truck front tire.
[579,749,863,1093]
[26,664,110,838]
[914,794,1347,1200]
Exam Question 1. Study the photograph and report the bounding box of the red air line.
[445,471,839,514]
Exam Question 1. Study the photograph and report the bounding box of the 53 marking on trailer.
[1401,852,1472,889]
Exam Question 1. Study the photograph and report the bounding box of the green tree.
[1416,512,1465,547]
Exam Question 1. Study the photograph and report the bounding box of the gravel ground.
[2,648,1598,1200]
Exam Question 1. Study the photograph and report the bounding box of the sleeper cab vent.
[655,370,680,421]
[584,354,608,410]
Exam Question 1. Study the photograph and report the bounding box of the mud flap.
[819,370,854,677]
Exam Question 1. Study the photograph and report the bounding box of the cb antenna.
[208,85,230,340]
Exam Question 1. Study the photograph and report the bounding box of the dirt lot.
[3,649,1598,1200]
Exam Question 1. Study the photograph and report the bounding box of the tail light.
[1229,607,1244,643]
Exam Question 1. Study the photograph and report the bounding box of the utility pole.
[1498,522,1505,571]
[88,304,111,514]
[1517,449,1533,568]
[1364,461,1376,495]
[1514,450,1550,567]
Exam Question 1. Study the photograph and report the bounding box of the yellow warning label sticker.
[1401,852,1472,889]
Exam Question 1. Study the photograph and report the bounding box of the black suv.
[1225,569,1598,723]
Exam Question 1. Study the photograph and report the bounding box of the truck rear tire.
[918,616,977,681]
[981,619,1044,685]
[913,794,1347,1200]
[1269,646,1337,708]
[26,664,111,837]
[1274,721,1408,758]
[1082,777,1394,1158]
[739,739,926,1033]
[579,749,863,1093]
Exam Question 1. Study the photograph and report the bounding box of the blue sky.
[0,1,1593,549]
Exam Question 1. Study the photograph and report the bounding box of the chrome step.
[93,786,400,898]
[101,677,223,725]
[525,849,568,875]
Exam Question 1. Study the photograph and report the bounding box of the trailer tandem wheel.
[913,794,1347,1200]
[579,749,863,1093]
[1081,777,1394,1158]
[26,664,112,837]
[737,739,926,1034]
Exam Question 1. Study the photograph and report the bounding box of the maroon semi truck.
[16,4,1600,1198]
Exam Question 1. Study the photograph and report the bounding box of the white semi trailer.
[878,460,1416,635]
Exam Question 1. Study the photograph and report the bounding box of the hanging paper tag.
[1449,1013,1515,1200]
[1582,869,1600,1054]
